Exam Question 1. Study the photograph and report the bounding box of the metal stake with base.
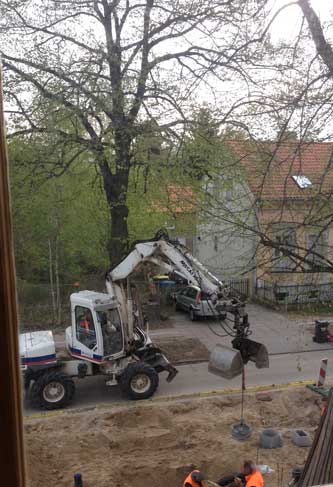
[231,368,252,441]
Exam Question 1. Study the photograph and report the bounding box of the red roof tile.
[153,185,195,213]
[228,140,333,200]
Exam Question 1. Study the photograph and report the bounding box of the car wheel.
[189,308,197,321]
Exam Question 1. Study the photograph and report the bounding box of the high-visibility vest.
[183,470,205,487]
[245,470,264,487]
[81,318,91,332]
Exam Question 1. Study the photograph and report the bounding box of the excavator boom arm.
[105,231,269,378]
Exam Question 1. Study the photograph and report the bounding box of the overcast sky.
[271,0,332,41]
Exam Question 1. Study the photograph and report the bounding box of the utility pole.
[0,62,27,486]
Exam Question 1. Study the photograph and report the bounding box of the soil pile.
[155,336,209,362]
[25,388,321,487]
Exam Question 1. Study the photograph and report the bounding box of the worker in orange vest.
[183,470,205,487]
[235,462,264,487]
[80,310,93,333]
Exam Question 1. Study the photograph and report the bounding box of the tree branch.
[298,0,333,77]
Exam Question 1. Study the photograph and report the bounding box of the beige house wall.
[255,201,333,285]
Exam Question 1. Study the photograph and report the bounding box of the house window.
[306,230,328,271]
[272,226,297,272]
[292,175,312,189]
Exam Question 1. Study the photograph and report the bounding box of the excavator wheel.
[119,362,159,400]
[31,369,75,410]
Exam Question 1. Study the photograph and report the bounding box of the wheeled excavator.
[20,230,268,410]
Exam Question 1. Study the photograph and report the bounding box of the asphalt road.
[23,349,332,415]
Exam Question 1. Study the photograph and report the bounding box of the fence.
[17,277,104,330]
[224,278,250,298]
[255,279,333,305]
[17,275,252,330]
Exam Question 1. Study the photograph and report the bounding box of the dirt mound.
[155,336,209,362]
[25,388,321,487]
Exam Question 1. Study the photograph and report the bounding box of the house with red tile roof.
[193,140,333,303]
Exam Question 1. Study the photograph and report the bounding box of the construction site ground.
[155,304,333,355]
[41,302,333,369]
[25,387,321,487]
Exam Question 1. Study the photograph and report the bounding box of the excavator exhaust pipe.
[209,339,269,380]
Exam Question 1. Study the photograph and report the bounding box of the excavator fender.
[135,345,178,382]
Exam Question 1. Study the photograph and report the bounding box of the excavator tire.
[31,369,75,410]
[120,362,159,400]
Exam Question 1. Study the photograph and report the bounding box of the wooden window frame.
[0,65,26,486]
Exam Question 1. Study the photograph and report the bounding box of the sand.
[25,388,321,487]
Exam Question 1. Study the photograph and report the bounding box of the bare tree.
[0,0,268,265]
[181,3,333,304]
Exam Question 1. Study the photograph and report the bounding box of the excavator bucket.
[209,344,244,379]
[208,339,269,380]
[232,337,269,369]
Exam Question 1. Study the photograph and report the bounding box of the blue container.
[157,280,176,287]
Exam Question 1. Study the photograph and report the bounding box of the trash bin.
[313,320,329,343]
[154,279,176,305]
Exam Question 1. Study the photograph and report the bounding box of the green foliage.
[9,138,109,283]
[9,105,245,287]
[179,107,222,180]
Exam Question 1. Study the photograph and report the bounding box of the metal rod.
[241,367,245,421]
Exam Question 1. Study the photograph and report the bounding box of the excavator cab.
[67,291,125,362]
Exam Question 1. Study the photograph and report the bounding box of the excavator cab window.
[97,308,124,357]
[75,306,97,350]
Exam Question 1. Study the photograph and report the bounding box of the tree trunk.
[101,130,131,267]
[299,0,333,78]
[101,167,130,267]
[108,201,129,266]
[48,238,56,324]
[55,234,61,325]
